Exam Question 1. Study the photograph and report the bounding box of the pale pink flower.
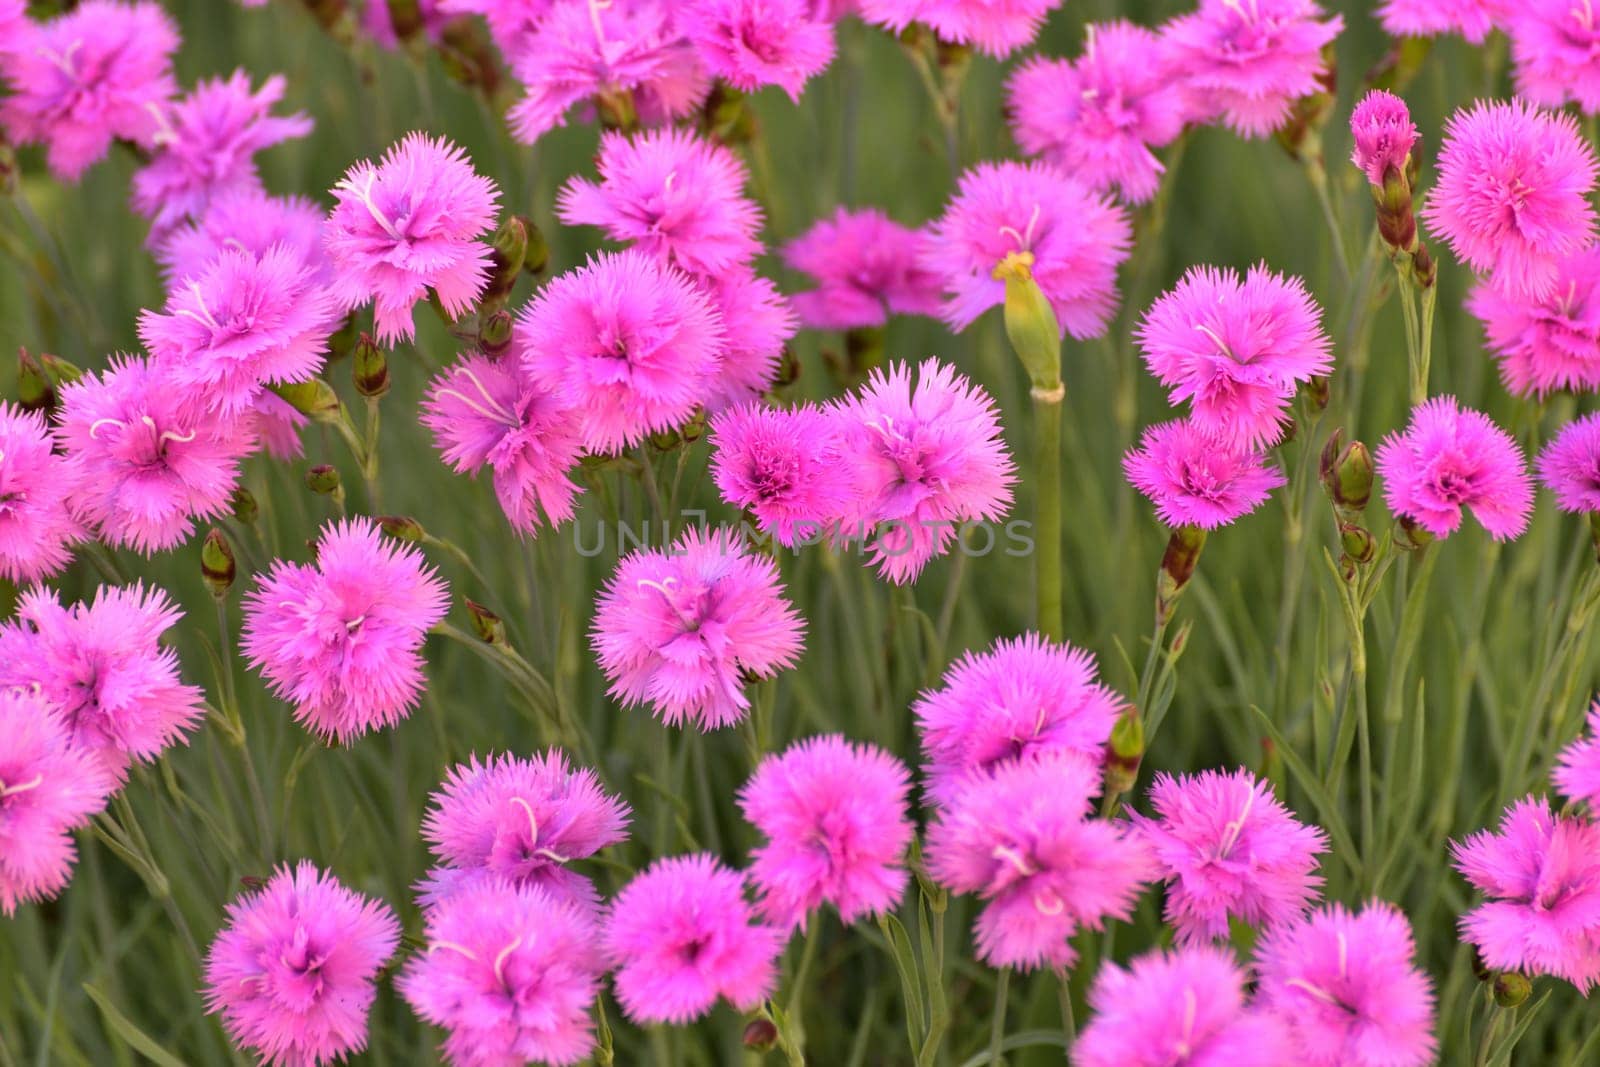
[783,207,943,330]
[1375,396,1534,541]
[1538,413,1600,513]
[325,132,500,344]
[0,402,83,583]
[591,526,804,730]
[1378,0,1505,42]
[1466,246,1600,397]
[1124,419,1286,529]
[680,0,835,99]
[204,862,400,1067]
[709,401,853,547]
[1556,701,1600,809]
[1349,89,1418,186]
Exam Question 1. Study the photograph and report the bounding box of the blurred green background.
[4,1,1600,1063]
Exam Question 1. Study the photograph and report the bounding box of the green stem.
[988,969,1011,1067]
[1305,158,1353,287]
[1033,387,1064,642]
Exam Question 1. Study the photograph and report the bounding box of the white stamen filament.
[145,101,178,148]
[436,363,520,427]
[88,418,125,440]
[334,170,402,240]
[1216,785,1257,857]
[345,614,366,633]
[493,935,523,987]
[1176,988,1197,1056]
[1284,977,1342,1006]
[1337,930,1349,980]
[428,939,480,961]
[1194,323,1235,359]
[37,39,82,80]
[509,795,540,846]
[997,203,1043,252]
[991,844,1038,877]
[0,774,45,798]
[1033,888,1064,916]
[175,282,222,332]
[587,0,613,46]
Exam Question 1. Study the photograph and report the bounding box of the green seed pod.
[305,464,341,495]
[479,310,514,357]
[465,598,507,646]
[378,515,426,543]
[200,528,237,597]
[353,333,390,398]
[1493,972,1532,1008]
[231,487,260,525]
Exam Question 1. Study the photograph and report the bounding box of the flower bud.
[1321,435,1374,518]
[479,309,514,357]
[843,325,885,383]
[385,0,425,42]
[1103,707,1144,798]
[326,312,360,362]
[200,528,237,597]
[272,379,343,423]
[1304,375,1330,414]
[523,220,550,277]
[1396,516,1435,552]
[305,464,341,495]
[465,598,507,646]
[1156,525,1208,625]
[742,1018,778,1052]
[231,487,259,525]
[38,353,83,387]
[378,515,426,543]
[679,408,708,444]
[776,346,802,388]
[703,83,753,146]
[1339,522,1376,566]
[596,88,638,133]
[993,251,1062,392]
[649,427,681,451]
[353,333,389,398]
[17,348,54,414]
[487,216,529,302]
[1492,972,1532,1008]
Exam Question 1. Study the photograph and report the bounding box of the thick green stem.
[987,968,1011,1067]
[1033,386,1064,642]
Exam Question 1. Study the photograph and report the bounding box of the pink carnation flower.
[131,70,312,238]
[591,526,804,730]
[1,584,204,779]
[1511,0,1600,114]
[1375,396,1534,541]
[421,353,585,534]
[1006,22,1186,204]
[0,0,23,46]
[325,132,500,344]
[139,246,339,416]
[603,853,785,1024]
[698,266,795,412]
[708,401,853,547]
[1453,796,1600,990]
[1555,700,1600,807]
[834,359,1015,584]
[241,518,449,744]
[204,862,400,1067]
[861,0,1063,57]
[1136,264,1332,448]
[0,0,179,181]
[1377,0,1504,42]
[1539,413,1600,513]
[925,754,1154,970]
[680,0,834,99]
[400,880,603,1067]
[158,189,329,285]
[1163,0,1342,137]
[55,356,253,554]
[1467,246,1600,397]
[417,750,630,911]
[783,207,943,330]
[914,633,1123,807]
[0,690,115,915]
[1124,419,1286,529]
[558,128,763,277]
[0,402,83,583]
[739,734,914,930]
[923,160,1131,338]
[1129,769,1326,942]
[507,0,707,144]
[1423,99,1598,300]
[517,249,725,453]
[1349,89,1418,186]
[1074,945,1291,1067]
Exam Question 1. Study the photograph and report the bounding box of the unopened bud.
[776,346,801,388]
[1339,522,1377,566]
[843,326,885,382]
[993,251,1062,393]
[305,464,341,495]
[742,1018,778,1052]
[353,333,389,398]
[1156,525,1208,624]
[1321,436,1374,517]
[326,312,360,361]
[200,528,237,597]
[649,427,681,451]
[378,515,426,543]
[273,379,342,423]
[1493,972,1531,1008]
[479,310,514,357]
[231,487,259,525]
[17,349,53,413]
[1396,516,1435,552]
[38,353,83,387]
[703,83,751,144]
[1304,375,1330,414]
[595,88,638,133]
[465,599,507,645]
[1168,618,1194,659]
[523,220,549,276]
[487,216,529,302]
[385,0,425,41]
[1104,708,1144,797]
[679,409,708,444]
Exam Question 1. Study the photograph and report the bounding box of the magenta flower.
[0,690,115,915]
[325,132,500,344]
[1255,901,1436,1067]
[914,633,1123,807]
[1163,0,1342,138]
[0,0,179,181]
[0,0,23,46]
[131,70,312,238]
[1124,419,1286,529]
[1467,246,1600,397]
[1539,414,1600,513]
[1375,396,1533,541]
[204,862,400,1067]
[507,0,706,144]
[1006,22,1186,204]
[421,353,585,535]
[55,356,253,554]
[591,526,804,730]
[241,518,449,744]
[1377,0,1504,42]
[158,189,329,284]
[1453,797,1600,990]
[1555,701,1600,807]
[517,250,724,453]
[1136,264,1332,448]
[1423,99,1598,300]
[400,880,603,1067]
[140,246,339,416]
[1510,0,1600,113]
[783,207,943,330]
[923,160,1131,339]
[1129,769,1326,942]
[1349,89,1418,186]
[1074,945,1291,1067]
[708,401,853,547]
[417,751,630,911]
[926,754,1154,971]
[0,402,83,583]
[834,359,1015,584]
[680,0,834,99]
[1,584,204,779]
[739,734,913,930]
[603,854,785,1024]
[861,0,1063,57]
[558,128,762,278]
[698,266,795,412]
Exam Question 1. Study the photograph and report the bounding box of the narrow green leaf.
[82,985,189,1067]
